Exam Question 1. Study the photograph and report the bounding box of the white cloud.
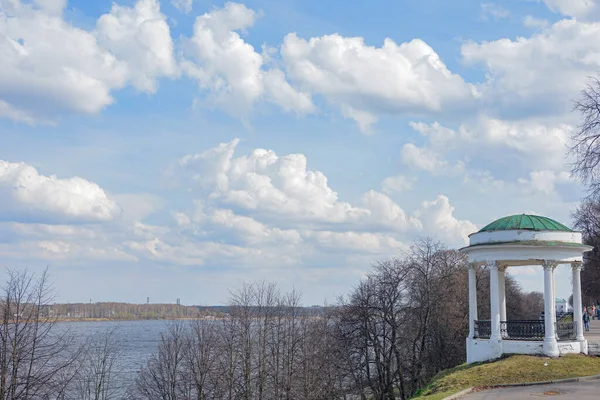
[0,160,120,223]
[179,139,368,224]
[33,0,66,15]
[0,100,38,124]
[178,139,424,232]
[417,195,478,246]
[543,0,600,21]
[523,15,548,30]
[280,33,478,132]
[95,0,179,93]
[409,121,457,148]
[0,0,176,122]
[405,117,572,171]
[480,3,510,20]
[381,175,415,194]
[305,230,406,254]
[518,170,576,195]
[401,143,465,175]
[464,117,572,168]
[462,18,600,117]
[111,193,163,222]
[180,2,313,118]
[171,0,193,13]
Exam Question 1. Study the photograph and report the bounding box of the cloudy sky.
[0,0,595,305]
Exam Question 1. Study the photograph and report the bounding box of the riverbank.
[52,316,224,323]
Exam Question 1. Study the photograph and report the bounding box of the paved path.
[463,380,600,399]
[585,319,600,341]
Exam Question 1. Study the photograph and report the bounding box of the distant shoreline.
[53,316,223,323]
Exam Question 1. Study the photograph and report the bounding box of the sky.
[0,0,597,306]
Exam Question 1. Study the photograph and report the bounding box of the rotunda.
[460,214,593,363]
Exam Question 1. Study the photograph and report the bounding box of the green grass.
[411,354,600,400]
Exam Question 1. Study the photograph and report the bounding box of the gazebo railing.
[501,320,544,340]
[474,320,491,339]
[556,321,577,341]
[474,320,577,341]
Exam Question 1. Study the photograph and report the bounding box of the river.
[55,319,177,396]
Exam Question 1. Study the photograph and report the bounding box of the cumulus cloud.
[0,160,120,223]
[180,2,313,118]
[518,170,576,195]
[96,0,178,93]
[462,18,600,118]
[0,0,176,122]
[280,33,478,131]
[178,139,425,232]
[543,0,600,21]
[403,117,572,172]
[417,195,477,245]
[178,139,368,224]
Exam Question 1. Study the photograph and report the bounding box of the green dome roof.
[479,214,572,233]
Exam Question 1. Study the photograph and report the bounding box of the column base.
[466,337,502,364]
[543,338,559,357]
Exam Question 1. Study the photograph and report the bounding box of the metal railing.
[556,321,577,341]
[474,320,577,341]
[474,320,491,339]
[500,320,544,340]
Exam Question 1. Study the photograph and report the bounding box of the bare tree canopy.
[573,200,600,304]
[571,77,600,196]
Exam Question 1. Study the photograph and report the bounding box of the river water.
[55,319,175,396]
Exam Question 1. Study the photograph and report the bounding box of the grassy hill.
[412,354,600,400]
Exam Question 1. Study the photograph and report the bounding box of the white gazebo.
[460,214,593,364]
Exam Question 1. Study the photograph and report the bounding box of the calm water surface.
[56,319,176,395]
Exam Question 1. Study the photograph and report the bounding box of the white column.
[543,260,559,357]
[498,266,507,322]
[552,266,558,340]
[572,262,585,341]
[488,261,501,341]
[468,263,478,339]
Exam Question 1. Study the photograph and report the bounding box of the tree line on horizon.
[46,302,211,320]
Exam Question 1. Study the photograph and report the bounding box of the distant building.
[556,298,568,314]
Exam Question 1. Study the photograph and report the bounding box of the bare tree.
[76,328,121,400]
[185,319,220,399]
[0,268,80,400]
[571,77,600,196]
[131,322,189,400]
[573,199,600,303]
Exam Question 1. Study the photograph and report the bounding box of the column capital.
[542,260,558,270]
[467,262,478,270]
[487,260,499,270]
[571,261,583,271]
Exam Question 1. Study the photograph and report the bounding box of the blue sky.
[0,0,597,305]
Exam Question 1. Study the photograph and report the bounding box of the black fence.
[473,320,577,341]
[501,320,544,340]
[556,321,577,341]
[474,320,491,339]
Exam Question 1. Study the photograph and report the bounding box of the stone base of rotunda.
[466,338,588,364]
